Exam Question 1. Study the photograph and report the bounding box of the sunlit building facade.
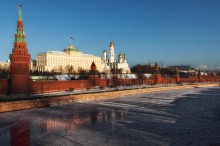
[35,42,131,74]
[102,42,131,74]
[35,44,103,73]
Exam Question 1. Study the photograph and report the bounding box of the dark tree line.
[0,65,10,79]
[130,64,154,79]
[130,64,196,78]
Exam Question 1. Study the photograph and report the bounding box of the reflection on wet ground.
[0,103,127,146]
[0,87,220,145]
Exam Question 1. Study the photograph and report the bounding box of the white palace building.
[35,41,131,74]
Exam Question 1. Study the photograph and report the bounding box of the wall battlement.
[0,75,219,96]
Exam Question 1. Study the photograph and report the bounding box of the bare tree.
[58,66,64,74]
[78,68,89,80]
[111,75,121,88]
[0,65,10,79]
[65,65,74,74]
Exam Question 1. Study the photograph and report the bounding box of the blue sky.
[0,0,220,67]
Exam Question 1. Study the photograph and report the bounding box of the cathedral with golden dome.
[101,41,131,74]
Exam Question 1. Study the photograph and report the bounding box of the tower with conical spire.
[9,4,31,95]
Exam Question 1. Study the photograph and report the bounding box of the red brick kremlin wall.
[30,80,90,94]
[29,75,219,94]
[0,76,219,95]
[0,79,8,95]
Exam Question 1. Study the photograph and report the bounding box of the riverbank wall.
[0,83,218,113]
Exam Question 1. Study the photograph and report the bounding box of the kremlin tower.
[9,4,31,95]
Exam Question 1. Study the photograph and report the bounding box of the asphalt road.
[0,87,220,146]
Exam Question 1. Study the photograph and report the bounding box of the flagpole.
[70,36,74,45]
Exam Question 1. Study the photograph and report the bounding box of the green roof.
[64,45,79,52]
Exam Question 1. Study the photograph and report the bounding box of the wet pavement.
[0,87,220,146]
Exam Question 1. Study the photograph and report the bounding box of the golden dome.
[110,41,114,48]
[64,44,78,52]
[118,53,123,58]
[68,45,73,49]
[103,50,107,53]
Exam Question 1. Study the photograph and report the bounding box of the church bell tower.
[9,4,31,95]
[109,41,115,63]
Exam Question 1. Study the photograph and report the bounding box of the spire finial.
[18,3,23,21]
[18,3,22,9]
[110,41,114,48]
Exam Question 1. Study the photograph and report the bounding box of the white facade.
[109,42,115,63]
[101,42,131,74]
[35,44,103,73]
[35,42,131,74]
[0,60,10,68]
